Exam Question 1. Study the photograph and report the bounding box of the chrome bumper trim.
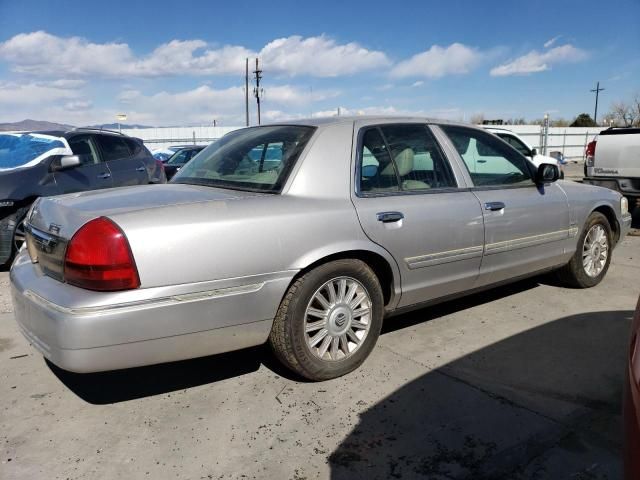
[23,282,265,317]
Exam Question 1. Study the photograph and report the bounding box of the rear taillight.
[64,217,140,291]
[155,159,165,172]
[586,140,597,166]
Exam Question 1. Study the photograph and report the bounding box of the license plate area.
[25,225,66,281]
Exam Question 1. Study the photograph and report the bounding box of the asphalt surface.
[1,235,639,479]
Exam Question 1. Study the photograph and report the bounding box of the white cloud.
[391,43,483,78]
[260,35,390,77]
[411,81,424,87]
[48,79,86,89]
[64,100,93,111]
[490,44,587,76]
[312,104,463,120]
[543,36,561,48]
[0,31,389,78]
[0,81,81,106]
[0,31,135,77]
[109,84,337,125]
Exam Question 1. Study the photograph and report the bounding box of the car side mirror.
[530,148,538,156]
[52,155,81,171]
[535,163,559,184]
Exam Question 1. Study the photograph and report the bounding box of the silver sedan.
[11,117,633,380]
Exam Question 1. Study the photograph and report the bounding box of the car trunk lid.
[24,183,261,282]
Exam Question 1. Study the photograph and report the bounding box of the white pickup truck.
[583,127,640,212]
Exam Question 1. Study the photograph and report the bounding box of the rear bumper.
[10,250,294,373]
[583,176,640,198]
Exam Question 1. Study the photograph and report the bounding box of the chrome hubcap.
[304,277,372,361]
[582,224,608,278]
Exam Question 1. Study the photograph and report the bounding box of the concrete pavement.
[1,235,639,480]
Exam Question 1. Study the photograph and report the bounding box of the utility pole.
[253,58,263,125]
[590,81,605,125]
[244,58,249,127]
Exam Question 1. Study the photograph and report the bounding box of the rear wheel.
[556,212,612,288]
[269,259,384,381]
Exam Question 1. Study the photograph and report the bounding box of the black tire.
[1,208,28,268]
[556,212,612,288]
[269,259,384,381]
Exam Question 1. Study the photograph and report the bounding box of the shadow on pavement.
[47,346,265,404]
[329,309,633,480]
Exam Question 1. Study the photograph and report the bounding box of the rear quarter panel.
[557,180,624,241]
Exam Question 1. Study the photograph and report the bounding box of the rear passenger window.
[358,124,456,194]
[359,128,399,193]
[96,136,131,161]
[125,138,142,156]
[379,125,455,190]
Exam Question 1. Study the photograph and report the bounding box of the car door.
[53,135,113,193]
[95,135,148,187]
[351,122,485,308]
[438,125,571,286]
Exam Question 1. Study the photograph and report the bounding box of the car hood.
[28,183,262,239]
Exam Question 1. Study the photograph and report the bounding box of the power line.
[590,81,605,124]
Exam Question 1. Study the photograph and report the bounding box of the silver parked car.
[11,117,633,380]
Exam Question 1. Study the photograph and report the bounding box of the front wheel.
[269,259,384,381]
[556,212,612,288]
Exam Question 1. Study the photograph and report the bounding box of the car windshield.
[0,133,69,171]
[172,125,315,193]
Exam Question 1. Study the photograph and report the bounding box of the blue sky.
[0,0,638,126]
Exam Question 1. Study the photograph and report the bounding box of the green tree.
[570,113,597,127]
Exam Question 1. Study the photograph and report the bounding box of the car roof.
[260,115,475,130]
[483,127,513,133]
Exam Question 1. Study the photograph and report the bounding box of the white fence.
[123,124,606,162]
[499,125,604,162]
[120,126,240,151]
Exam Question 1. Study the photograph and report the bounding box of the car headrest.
[380,147,415,177]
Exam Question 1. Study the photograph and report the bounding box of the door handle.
[136,167,146,172]
[97,172,111,179]
[484,202,505,211]
[377,211,404,223]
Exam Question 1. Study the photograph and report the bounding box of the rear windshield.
[172,126,315,193]
[0,133,69,171]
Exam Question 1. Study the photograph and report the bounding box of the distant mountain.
[88,123,154,129]
[0,119,75,132]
